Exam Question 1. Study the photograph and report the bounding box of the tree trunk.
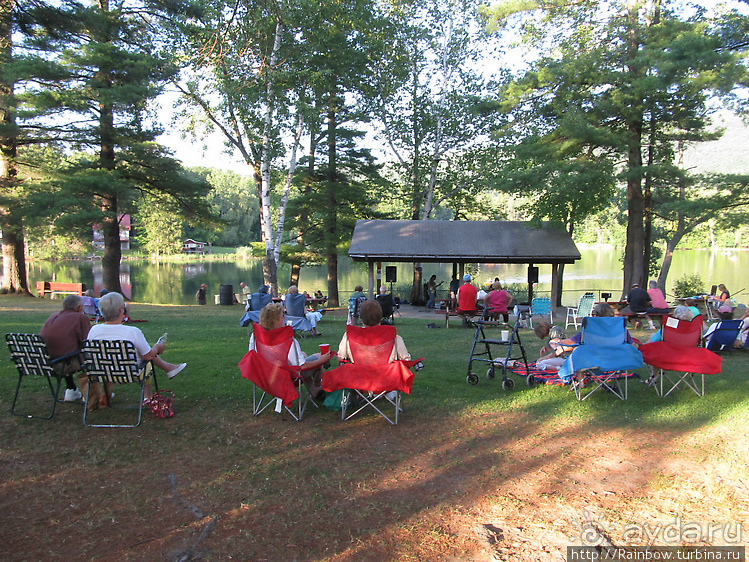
[0,1,30,295]
[325,85,339,307]
[258,20,283,296]
[410,266,423,305]
[0,214,30,294]
[96,0,123,295]
[621,1,645,298]
[101,212,123,293]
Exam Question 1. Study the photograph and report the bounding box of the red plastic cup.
[319,343,330,355]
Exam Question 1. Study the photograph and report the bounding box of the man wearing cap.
[248,284,272,312]
[455,274,478,323]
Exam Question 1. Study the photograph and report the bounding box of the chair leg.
[83,376,148,428]
[11,374,63,420]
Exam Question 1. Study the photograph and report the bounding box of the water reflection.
[6,249,747,307]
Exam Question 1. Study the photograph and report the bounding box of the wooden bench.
[437,307,479,328]
[617,310,671,328]
[36,282,86,298]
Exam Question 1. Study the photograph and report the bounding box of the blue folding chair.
[558,317,643,401]
[703,320,742,351]
[529,297,552,328]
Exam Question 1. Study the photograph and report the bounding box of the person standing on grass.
[196,284,207,305]
[88,292,186,404]
[39,295,90,403]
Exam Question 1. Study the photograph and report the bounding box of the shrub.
[672,274,704,297]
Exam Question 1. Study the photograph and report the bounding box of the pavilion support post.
[527,264,535,304]
[550,263,560,308]
[368,261,375,298]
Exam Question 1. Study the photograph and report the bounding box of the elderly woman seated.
[645,305,695,344]
[249,303,330,399]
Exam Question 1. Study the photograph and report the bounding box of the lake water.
[7,247,747,307]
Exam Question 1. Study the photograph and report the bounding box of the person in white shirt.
[88,292,187,402]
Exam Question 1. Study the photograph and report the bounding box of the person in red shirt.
[456,274,478,324]
[39,295,91,402]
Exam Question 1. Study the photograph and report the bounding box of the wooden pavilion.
[348,220,581,305]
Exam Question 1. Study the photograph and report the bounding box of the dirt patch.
[1,402,747,561]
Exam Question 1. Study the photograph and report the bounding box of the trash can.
[219,284,234,306]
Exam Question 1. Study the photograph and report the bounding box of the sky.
[154,0,749,177]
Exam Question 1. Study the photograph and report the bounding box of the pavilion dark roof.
[348,220,580,264]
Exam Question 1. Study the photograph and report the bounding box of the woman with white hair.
[88,292,186,402]
[646,305,694,344]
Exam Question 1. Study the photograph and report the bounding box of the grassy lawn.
[1,295,747,560]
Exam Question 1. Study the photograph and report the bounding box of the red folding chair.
[639,315,722,397]
[238,324,316,421]
[321,325,423,424]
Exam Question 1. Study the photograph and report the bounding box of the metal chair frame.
[6,333,81,420]
[82,339,158,428]
[341,387,402,425]
[252,372,318,422]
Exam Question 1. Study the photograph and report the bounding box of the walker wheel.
[486,367,495,380]
[467,373,480,386]
[526,375,536,387]
[502,378,515,391]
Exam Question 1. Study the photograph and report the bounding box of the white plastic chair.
[565,293,595,329]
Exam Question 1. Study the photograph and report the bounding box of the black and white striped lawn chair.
[6,333,80,419]
[82,339,158,428]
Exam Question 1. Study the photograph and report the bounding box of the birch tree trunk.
[259,20,283,295]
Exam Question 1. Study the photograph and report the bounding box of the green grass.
[3,294,748,436]
[2,295,748,559]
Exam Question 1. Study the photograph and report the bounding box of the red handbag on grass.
[149,390,175,418]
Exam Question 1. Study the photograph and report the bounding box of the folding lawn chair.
[376,293,397,324]
[565,293,595,329]
[321,325,423,425]
[81,339,159,428]
[238,324,318,421]
[465,318,532,390]
[283,293,316,337]
[6,333,83,420]
[703,320,742,352]
[639,315,722,397]
[82,296,101,322]
[558,317,643,401]
[528,297,553,328]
